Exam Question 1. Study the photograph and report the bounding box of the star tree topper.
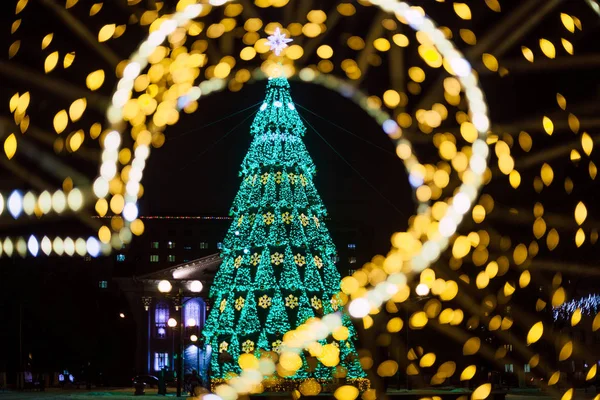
[267,27,293,56]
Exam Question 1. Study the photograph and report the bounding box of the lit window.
[116,254,125,262]
[168,255,176,262]
[84,255,91,262]
[349,257,357,264]
[348,269,357,276]
[217,242,223,250]
[331,255,339,264]
[184,245,192,250]
[99,281,108,289]
[155,302,169,338]
[185,298,205,328]
[524,364,531,373]
[168,241,175,249]
[150,255,159,262]
[200,242,209,249]
[151,242,159,249]
[348,244,356,249]
[154,353,169,371]
[504,364,514,373]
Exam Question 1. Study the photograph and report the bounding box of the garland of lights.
[202,77,368,389]
[553,294,600,321]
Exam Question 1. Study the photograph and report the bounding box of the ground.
[0,388,598,399]
[0,388,197,399]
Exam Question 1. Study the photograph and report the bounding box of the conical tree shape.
[203,77,367,391]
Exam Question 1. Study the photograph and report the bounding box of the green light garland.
[203,77,366,389]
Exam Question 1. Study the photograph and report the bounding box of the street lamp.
[155,280,204,398]
[189,280,203,293]
[158,280,173,293]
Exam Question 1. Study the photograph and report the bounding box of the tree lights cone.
[202,77,367,391]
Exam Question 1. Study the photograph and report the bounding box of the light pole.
[157,279,203,398]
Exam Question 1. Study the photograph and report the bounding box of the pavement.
[0,388,198,399]
[0,388,597,399]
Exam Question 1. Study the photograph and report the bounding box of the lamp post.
[157,279,203,398]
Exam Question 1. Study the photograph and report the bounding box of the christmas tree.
[202,76,367,391]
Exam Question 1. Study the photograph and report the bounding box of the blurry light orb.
[119,313,126,318]
[27,236,39,257]
[190,334,198,342]
[349,298,370,318]
[416,283,430,296]
[8,191,23,218]
[167,318,177,328]
[158,280,172,293]
[87,237,101,257]
[187,318,197,327]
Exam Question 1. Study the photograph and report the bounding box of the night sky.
[141,79,412,258]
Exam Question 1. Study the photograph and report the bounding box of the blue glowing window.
[116,254,125,262]
[154,353,169,371]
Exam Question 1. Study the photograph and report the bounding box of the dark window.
[151,242,159,249]
[84,255,92,262]
[150,255,159,262]
[99,281,108,289]
[184,245,192,250]
[116,254,125,262]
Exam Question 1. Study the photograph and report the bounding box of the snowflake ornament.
[242,340,255,354]
[258,295,272,309]
[267,27,293,56]
[285,294,299,309]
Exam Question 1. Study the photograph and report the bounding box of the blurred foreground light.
[158,280,172,293]
[119,313,126,318]
[187,318,197,327]
[87,237,101,257]
[349,298,370,318]
[190,334,198,342]
[27,236,39,256]
[8,191,23,218]
[168,318,177,328]
[415,283,430,296]
[202,395,223,400]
